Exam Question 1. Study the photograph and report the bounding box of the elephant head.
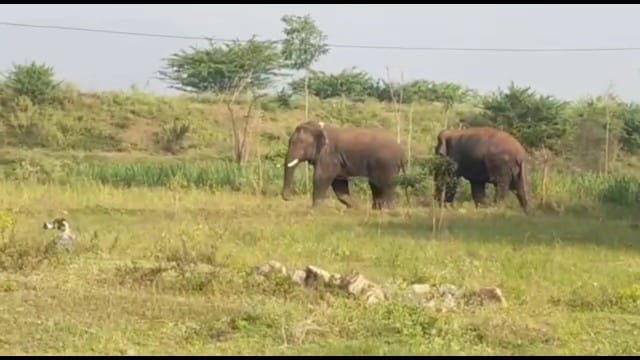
[435,129,451,158]
[434,129,460,167]
[281,121,329,200]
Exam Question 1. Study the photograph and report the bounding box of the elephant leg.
[493,180,510,205]
[369,181,384,210]
[491,165,512,205]
[511,177,530,214]
[379,184,396,210]
[312,171,333,208]
[470,181,487,208]
[331,178,355,208]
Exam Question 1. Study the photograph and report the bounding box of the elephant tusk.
[318,121,325,128]
[287,159,299,167]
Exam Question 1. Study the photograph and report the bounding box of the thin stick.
[540,146,549,205]
[385,66,402,144]
[256,110,264,195]
[407,102,414,172]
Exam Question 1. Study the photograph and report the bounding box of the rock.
[341,272,386,304]
[423,299,437,311]
[474,287,507,307]
[438,283,459,297]
[291,269,307,286]
[365,288,386,304]
[411,283,432,293]
[341,272,369,296]
[441,293,457,311]
[409,284,433,298]
[304,265,342,287]
[381,284,399,299]
[255,260,288,278]
[405,283,436,308]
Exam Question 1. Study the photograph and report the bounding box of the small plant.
[427,156,458,203]
[617,284,640,307]
[0,210,15,241]
[157,118,191,154]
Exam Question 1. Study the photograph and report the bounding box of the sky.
[2,4,640,102]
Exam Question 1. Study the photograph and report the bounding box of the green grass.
[2,68,640,354]
[0,179,639,355]
[1,149,639,210]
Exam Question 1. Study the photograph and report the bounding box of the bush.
[479,83,569,151]
[621,103,640,154]
[0,61,62,106]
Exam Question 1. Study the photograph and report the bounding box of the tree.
[158,37,283,163]
[281,14,330,121]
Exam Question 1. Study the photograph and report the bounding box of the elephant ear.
[313,127,329,156]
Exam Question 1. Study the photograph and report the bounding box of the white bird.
[43,217,75,250]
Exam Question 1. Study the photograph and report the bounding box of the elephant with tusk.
[282,120,407,210]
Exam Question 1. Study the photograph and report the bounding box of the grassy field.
[3,61,640,354]
[0,176,639,356]
[1,81,640,355]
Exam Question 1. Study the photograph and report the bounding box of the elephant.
[433,126,530,214]
[281,120,407,210]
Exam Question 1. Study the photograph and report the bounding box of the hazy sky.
[3,4,640,101]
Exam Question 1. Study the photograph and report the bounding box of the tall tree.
[158,37,282,163]
[280,14,330,121]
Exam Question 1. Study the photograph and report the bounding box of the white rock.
[255,260,288,277]
[304,265,341,287]
[442,293,457,311]
[438,283,459,297]
[291,269,307,286]
[410,283,432,296]
[365,288,386,304]
[341,272,386,304]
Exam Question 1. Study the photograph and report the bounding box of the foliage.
[0,61,62,106]
[281,13,330,122]
[289,68,379,101]
[156,118,192,155]
[3,152,640,211]
[157,37,283,164]
[479,83,569,151]
[288,73,478,105]
[280,14,330,72]
[157,37,283,95]
[620,102,640,154]
[378,80,478,105]
[561,95,626,172]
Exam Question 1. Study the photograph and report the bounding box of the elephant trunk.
[282,152,301,201]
